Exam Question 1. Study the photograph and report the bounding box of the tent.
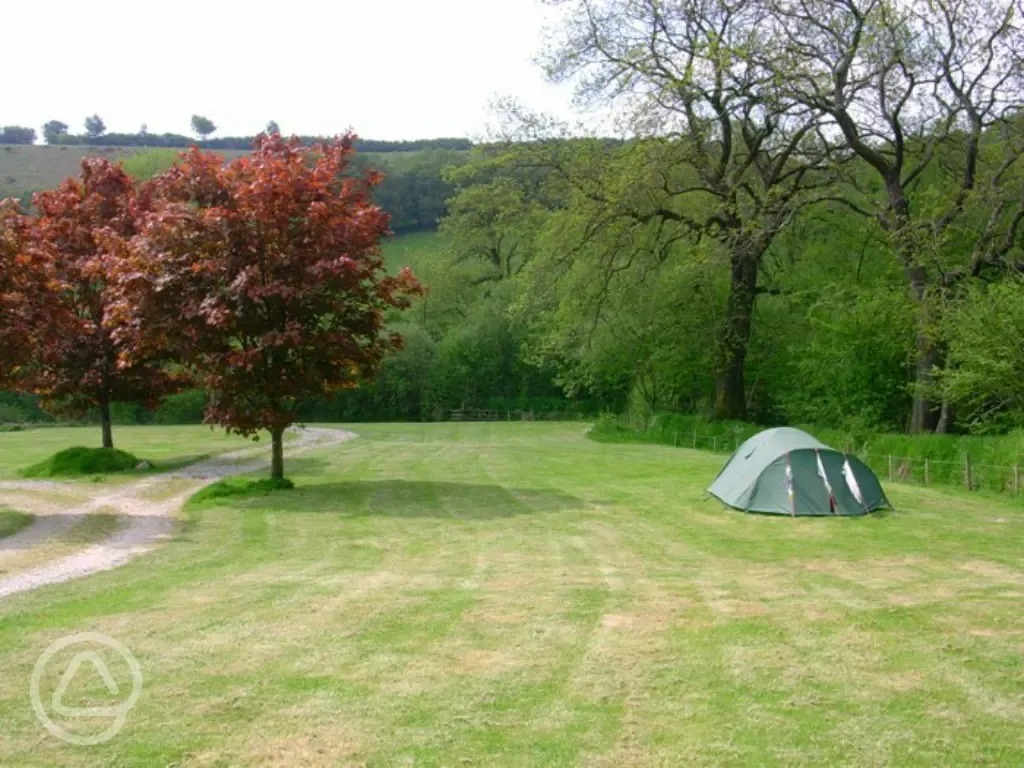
[707,427,889,516]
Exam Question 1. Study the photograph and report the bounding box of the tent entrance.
[745,449,872,516]
[817,451,872,516]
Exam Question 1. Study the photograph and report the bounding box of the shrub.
[0,404,27,423]
[22,447,145,477]
[188,477,295,506]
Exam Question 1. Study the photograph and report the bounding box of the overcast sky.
[9,0,578,141]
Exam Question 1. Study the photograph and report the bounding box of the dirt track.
[0,427,355,599]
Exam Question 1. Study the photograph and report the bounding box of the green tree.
[764,0,1024,431]
[0,126,36,144]
[538,0,839,420]
[84,114,105,138]
[440,165,547,284]
[41,120,68,144]
[940,278,1024,432]
[511,185,724,416]
[190,115,217,140]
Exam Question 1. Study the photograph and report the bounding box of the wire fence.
[444,408,589,422]
[436,411,1023,498]
[668,430,1022,497]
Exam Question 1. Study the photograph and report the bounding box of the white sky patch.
[8,0,580,141]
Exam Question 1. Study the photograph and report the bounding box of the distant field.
[0,144,461,203]
[381,230,448,274]
[0,145,248,201]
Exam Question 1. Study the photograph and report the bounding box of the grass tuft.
[188,476,295,507]
[21,446,146,478]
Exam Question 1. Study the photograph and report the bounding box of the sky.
[8,0,579,141]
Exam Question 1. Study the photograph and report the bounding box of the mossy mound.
[188,477,295,506]
[22,447,146,478]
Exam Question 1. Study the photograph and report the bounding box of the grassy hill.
[0,145,249,201]
[1,145,466,236]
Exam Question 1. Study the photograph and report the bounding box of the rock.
[135,461,151,471]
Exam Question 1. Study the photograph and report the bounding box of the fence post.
[888,454,893,482]
[692,429,697,449]
[674,430,680,447]
[964,454,973,492]
[924,458,930,487]
[713,436,717,452]
[1015,464,1020,496]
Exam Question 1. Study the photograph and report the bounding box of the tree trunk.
[909,335,942,434]
[713,247,760,421]
[98,392,114,449]
[935,398,953,435]
[270,426,285,480]
[887,182,946,434]
[904,262,943,434]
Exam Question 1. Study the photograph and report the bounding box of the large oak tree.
[541,0,838,419]
[764,0,1024,431]
[109,135,420,479]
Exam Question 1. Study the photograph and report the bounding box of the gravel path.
[0,427,355,600]
[0,514,80,556]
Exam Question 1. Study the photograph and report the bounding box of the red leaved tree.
[109,135,420,479]
[0,201,64,389]
[30,159,180,448]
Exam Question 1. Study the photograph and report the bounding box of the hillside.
[0,145,247,201]
[0,145,467,234]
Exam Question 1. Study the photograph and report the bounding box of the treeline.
[0,116,472,153]
[9,122,1023,432]
[346,0,1024,436]
[406,133,1023,435]
[355,151,468,234]
[0,126,36,144]
[44,132,472,153]
[374,0,1022,437]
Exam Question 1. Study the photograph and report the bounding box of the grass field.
[0,145,454,206]
[0,422,1022,766]
[381,230,448,275]
[0,146,250,202]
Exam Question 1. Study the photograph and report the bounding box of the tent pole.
[786,451,795,517]
[816,449,836,515]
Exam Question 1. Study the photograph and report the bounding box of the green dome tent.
[708,427,889,516]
